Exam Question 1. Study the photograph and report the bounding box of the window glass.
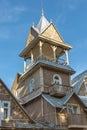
[4,103,8,107]
[53,74,62,84]
[67,104,80,114]
[29,79,35,92]
[0,101,10,120]
[4,108,8,119]
[3,102,10,119]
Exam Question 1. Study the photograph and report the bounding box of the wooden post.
[51,45,57,62]
[39,41,43,58]
[31,50,34,63]
[64,50,69,65]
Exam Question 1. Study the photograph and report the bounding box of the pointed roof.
[20,92,85,108]
[42,93,73,108]
[72,70,87,94]
[42,92,86,108]
[0,78,34,123]
[79,96,87,107]
[35,10,50,33]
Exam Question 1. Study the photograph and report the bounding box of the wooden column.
[64,50,69,65]
[39,41,43,58]
[51,45,57,62]
[31,50,34,63]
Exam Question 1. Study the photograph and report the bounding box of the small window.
[0,101,10,120]
[29,79,35,92]
[3,101,10,119]
[59,113,66,123]
[67,104,80,114]
[53,74,62,85]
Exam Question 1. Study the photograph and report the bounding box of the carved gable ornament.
[41,23,64,43]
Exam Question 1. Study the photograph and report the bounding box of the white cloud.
[13,6,26,12]
[0,3,27,23]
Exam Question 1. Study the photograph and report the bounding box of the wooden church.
[1,11,87,130]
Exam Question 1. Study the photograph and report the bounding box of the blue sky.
[0,0,87,89]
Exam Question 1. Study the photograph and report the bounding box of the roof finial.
[32,22,34,27]
[42,8,44,16]
[50,19,52,23]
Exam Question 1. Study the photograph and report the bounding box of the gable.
[26,31,34,47]
[11,73,21,95]
[0,79,33,123]
[26,27,38,47]
[66,94,85,108]
[78,83,86,96]
[41,23,63,43]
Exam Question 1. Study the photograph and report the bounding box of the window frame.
[0,100,10,120]
[3,101,10,120]
[53,74,62,85]
[67,103,80,114]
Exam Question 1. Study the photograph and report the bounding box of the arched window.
[53,74,62,85]
[29,79,35,92]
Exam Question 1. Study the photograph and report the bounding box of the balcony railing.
[49,84,73,97]
[68,114,87,128]
[34,114,87,129]
[35,55,66,65]
[26,55,66,72]
[56,114,87,129]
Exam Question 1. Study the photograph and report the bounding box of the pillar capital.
[51,45,57,62]
[51,45,57,52]
[39,41,43,47]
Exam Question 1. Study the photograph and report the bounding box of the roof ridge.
[0,78,34,123]
[36,14,50,33]
[72,70,87,83]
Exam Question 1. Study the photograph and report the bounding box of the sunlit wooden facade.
[4,12,87,130]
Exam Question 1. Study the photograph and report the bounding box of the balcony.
[35,55,66,65]
[26,55,66,72]
[68,114,87,128]
[56,114,87,129]
[49,84,73,97]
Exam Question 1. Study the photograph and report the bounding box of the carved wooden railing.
[26,55,66,71]
[49,84,73,96]
[57,114,87,129]
[68,114,87,127]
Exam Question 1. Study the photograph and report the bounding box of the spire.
[36,10,50,33]
[42,8,44,16]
